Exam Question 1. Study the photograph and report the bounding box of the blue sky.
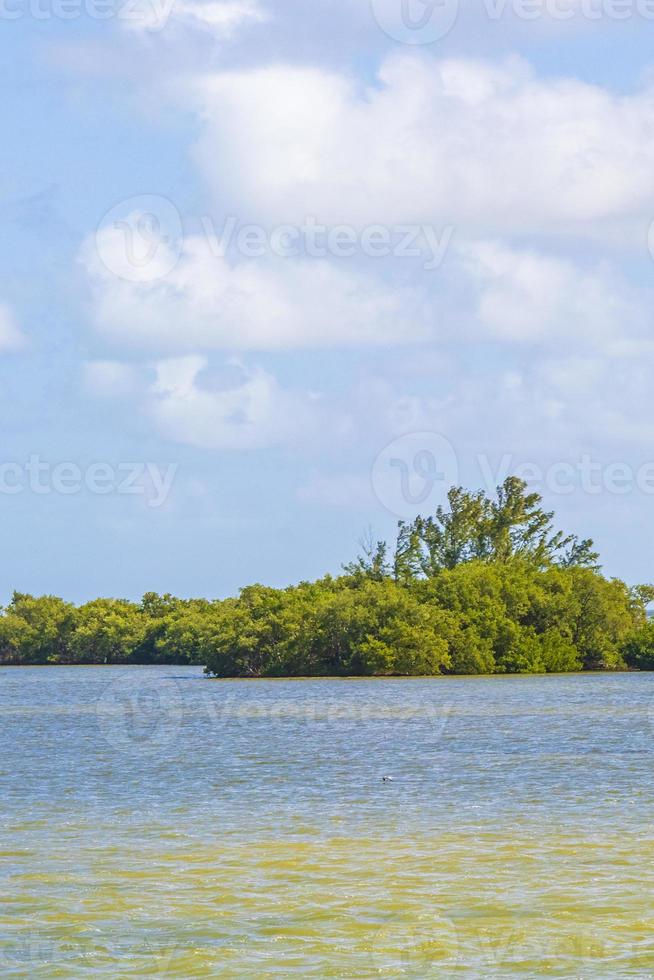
[2,0,654,602]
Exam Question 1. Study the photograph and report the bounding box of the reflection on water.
[1,667,654,977]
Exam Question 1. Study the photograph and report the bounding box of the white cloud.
[83,222,654,359]
[0,303,25,351]
[81,228,428,352]
[145,355,326,449]
[403,348,654,454]
[531,352,654,444]
[76,47,654,462]
[78,53,654,362]
[187,53,654,239]
[459,241,647,345]
[83,210,653,365]
[123,0,265,37]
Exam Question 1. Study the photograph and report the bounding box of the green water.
[1,667,653,977]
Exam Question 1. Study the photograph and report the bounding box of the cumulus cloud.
[0,303,25,351]
[81,227,429,352]
[459,241,648,346]
[123,0,266,37]
[76,47,654,466]
[79,52,654,362]
[82,219,653,358]
[187,53,654,239]
[404,348,654,456]
[145,355,327,449]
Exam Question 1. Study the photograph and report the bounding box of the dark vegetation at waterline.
[2,478,654,675]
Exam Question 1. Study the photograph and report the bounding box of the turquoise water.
[1,667,654,977]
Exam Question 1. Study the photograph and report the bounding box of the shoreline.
[0,663,648,678]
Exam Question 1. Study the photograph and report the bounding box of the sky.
[2,0,654,603]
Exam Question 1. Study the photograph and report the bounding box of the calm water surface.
[1,667,654,977]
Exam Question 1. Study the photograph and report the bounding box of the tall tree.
[390,477,600,579]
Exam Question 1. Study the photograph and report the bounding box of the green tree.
[622,621,654,670]
[390,477,600,579]
[70,598,145,664]
[302,579,452,676]
[153,600,223,665]
[0,476,649,678]
[342,528,389,583]
[0,593,76,664]
[566,569,635,670]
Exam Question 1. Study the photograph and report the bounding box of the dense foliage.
[1,479,652,675]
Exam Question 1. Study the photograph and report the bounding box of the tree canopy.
[1,478,651,676]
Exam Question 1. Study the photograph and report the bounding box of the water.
[1,667,654,977]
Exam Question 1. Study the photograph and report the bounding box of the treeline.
[2,478,654,676]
